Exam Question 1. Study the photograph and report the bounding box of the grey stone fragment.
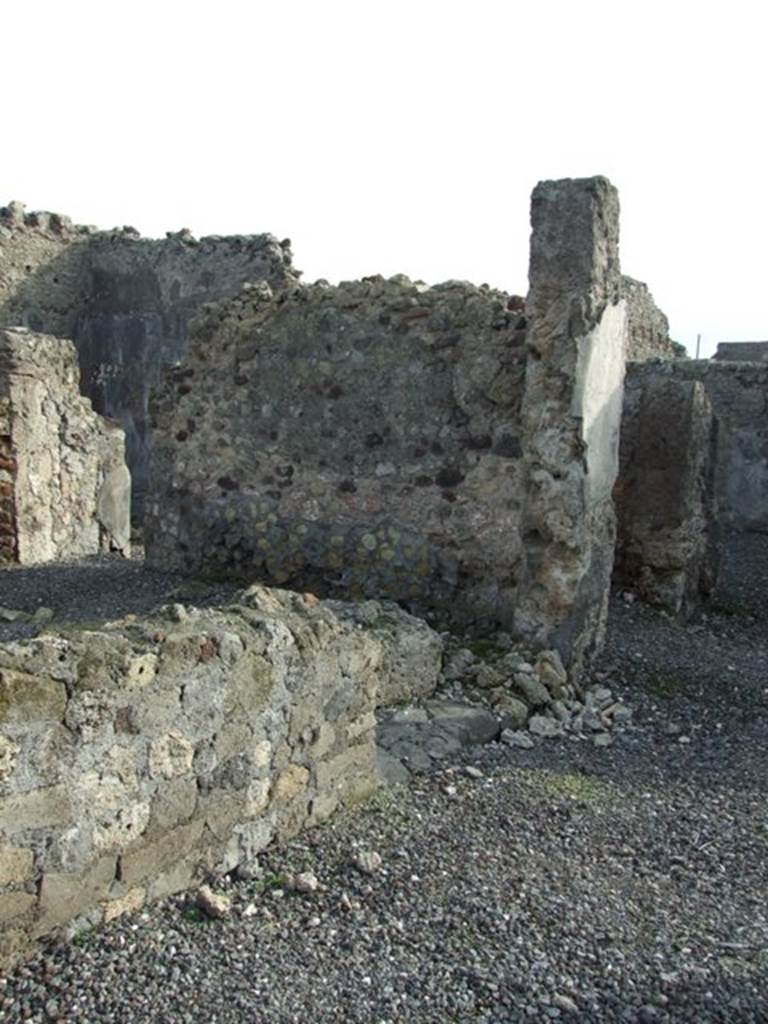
[552,993,579,1014]
[586,686,613,708]
[426,702,500,745]
[385,707,429,725]
[528,715,563,738]
[351,849,382,875]
[535,650,568,698]
[425,732,463,760]
[512,672,551,708]
[292,871,319,894]
[495,695,529,731]
[443,648,476,681]
[385,742,432,773]
[0,608,27,622]
[501,729,535,749]
[376,748,411,786]
[551,700,570,723]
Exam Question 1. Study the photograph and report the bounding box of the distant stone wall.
[619,359,768,535]
[145,275,529,629]
[0,328,130,564]
[513,177,627,680]
[0,588,383,969]
[713,341,768,362]
[0,203,299,513]
[615,370,719,614]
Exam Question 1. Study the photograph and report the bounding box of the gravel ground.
[0,547,241,645]
[1,535,767,1023]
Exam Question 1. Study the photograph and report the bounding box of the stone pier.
[514,177,627,680]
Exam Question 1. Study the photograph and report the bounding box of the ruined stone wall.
[615,371,719,614]
[620,359,768,534]
[0,203,299,513]
[621,276,683,361]
[146,275,529,629]
[0,588,382,969]
[0,328,130,564]
[1,194,678,530]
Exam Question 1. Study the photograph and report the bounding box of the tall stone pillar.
[514,177,627,681]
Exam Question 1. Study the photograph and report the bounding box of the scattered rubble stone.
[195,885,231,920]
[351,850,382,876]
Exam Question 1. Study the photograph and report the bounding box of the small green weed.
[467,638,505,662]
[643,671,696,700]
[180,906,211,925]
[254,872,291,893]
[531,770,614,804]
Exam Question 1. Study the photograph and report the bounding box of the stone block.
[315,745,378,804]
[37,854,116,931]
[273,765,309,803]
[147,776,198,834]
[0,890,36,925]
[119,819,205,889]
[0,843,34,886]
[0,784,72,834]
[0,670,67,726]
[101,885,145,923]
[149,730,195,779]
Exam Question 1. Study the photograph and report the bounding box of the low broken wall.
[0,328,130,564]
[0,587,383,969]
[146,275,530,629]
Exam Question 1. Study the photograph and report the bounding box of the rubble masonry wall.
[145,275,530,630]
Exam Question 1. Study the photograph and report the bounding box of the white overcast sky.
[3,0,766,356]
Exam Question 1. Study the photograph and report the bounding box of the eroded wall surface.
[0,328,130,564]
[0,588,383,969]
[615,371,718,614]
[0,203,298,512]
[146,275,529,628]
[514,177,627,679]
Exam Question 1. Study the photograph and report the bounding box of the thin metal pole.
[695,333,701,359]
